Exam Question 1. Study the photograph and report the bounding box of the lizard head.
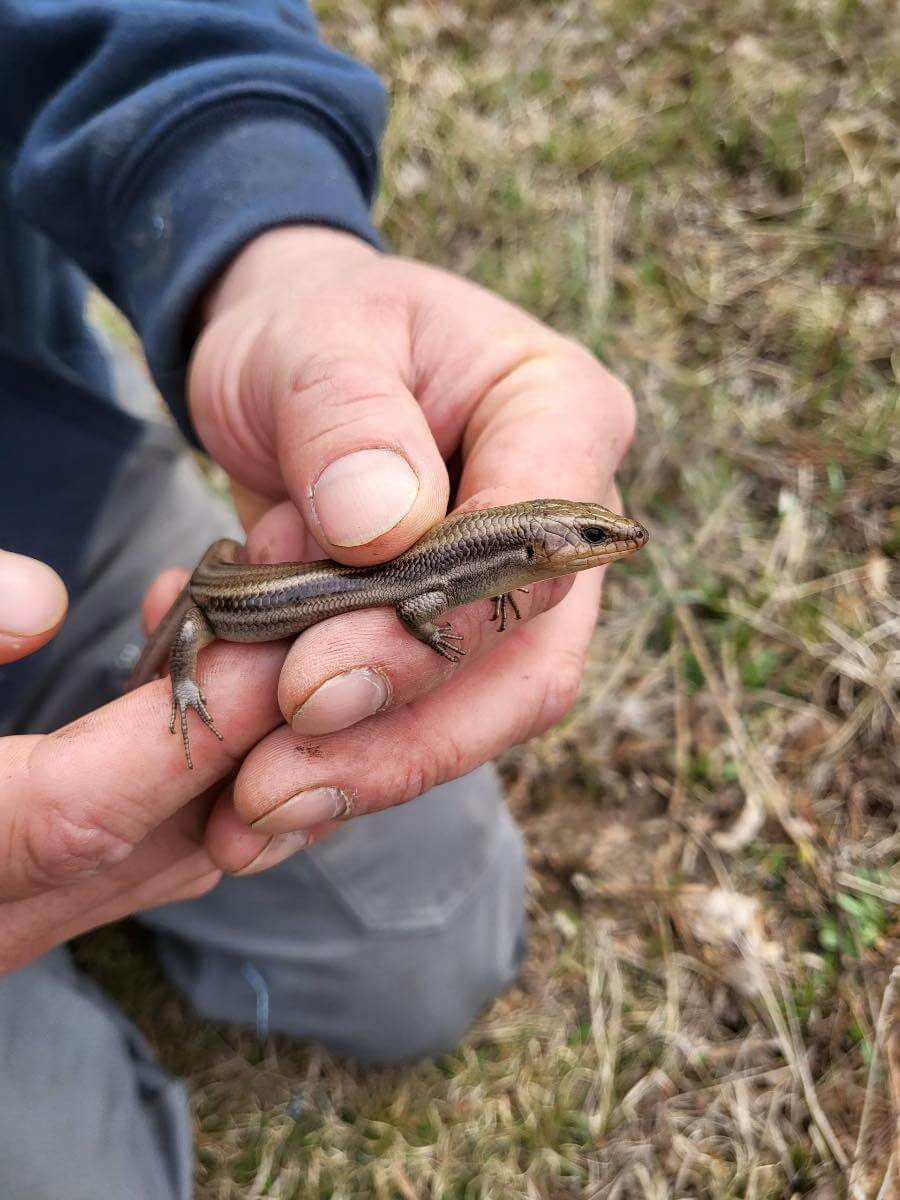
[523,499,649,576]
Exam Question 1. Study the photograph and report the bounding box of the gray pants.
[0,410,526,1199]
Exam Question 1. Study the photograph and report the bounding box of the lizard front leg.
[489,589,529,632]
[168,605,222,769]
[396,591,466,662]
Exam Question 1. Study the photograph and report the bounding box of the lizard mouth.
[587,538,647,564]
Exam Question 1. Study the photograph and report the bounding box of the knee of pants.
[317,917,528,1066]
[160,917,525,1066]
[300,821,528,1065]
[152,779,528,1064]
[160,893,526,1065]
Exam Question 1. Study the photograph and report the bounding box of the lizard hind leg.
[397,591,466,662]
[168,605,222,769]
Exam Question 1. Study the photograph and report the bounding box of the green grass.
[79,0,900,1195]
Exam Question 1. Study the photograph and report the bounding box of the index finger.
[457,346,635,509]
[406,268,636,506]
[15,638,285,897]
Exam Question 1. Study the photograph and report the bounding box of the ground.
[78,1,900,1195]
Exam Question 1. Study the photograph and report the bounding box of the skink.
[127,499,649,768]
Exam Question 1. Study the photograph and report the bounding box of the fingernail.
[0,552,67,636]
[236,830,311,875]
[313,449,418,547]
[251,786,350,835]
[291,667,390,735]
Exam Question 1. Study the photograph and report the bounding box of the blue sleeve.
[0,0,386,438]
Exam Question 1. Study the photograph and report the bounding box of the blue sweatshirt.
[1,0,385,593]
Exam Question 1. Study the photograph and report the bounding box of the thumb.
[272,342,450,563]
[0,550,68,664]
[189,231,449,565]
[195,314,449,565]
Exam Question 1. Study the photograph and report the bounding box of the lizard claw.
[490,592,523,633]
[169,680,223,770]
[437,623,464,641]
[432,626,466,662]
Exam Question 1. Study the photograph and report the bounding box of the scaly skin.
[127,500,649,768]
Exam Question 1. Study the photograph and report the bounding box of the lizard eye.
[582,526,608,544]
[525,544,535,560]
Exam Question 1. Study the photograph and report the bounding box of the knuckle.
[605,375,637,445]
[531,655,585,736]
[305,394,401,452]
[560,341,637,442]
[280,347,366,410]
[393,725,468,805]
[279,348,342,411]
[396,756,440,805]
[279,353,401,450]
[24,797,134,889]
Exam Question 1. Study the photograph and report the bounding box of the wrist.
[202,225,379,326]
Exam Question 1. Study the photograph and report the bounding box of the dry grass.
[78,0,900,1195]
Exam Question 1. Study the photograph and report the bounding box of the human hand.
[186,226,636,863]
[0,556,295,973]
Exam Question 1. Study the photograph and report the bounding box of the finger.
[244,498,323,564]
[192,305,450,564]
[4,638,286,900]
[0,787,222,969]
[205,783,271,873]
[276,568,575,737]
[0,550,68,664]
[455,348,635,509]
[231,570,602,835]
[269,339,450,562]
[142,567,190,635]
[230,480,275,532]
[203,782,316,875]
[43,792,220,923]
[393,268,636,504]
[1,846,222,971]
